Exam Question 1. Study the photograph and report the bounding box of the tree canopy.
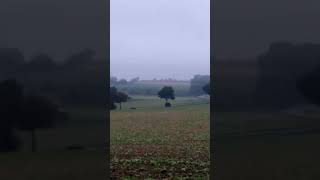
[189,75,210,96]
[158,86,175,107]
[297,66,320,106]
[0,79,65,152]
[203,83,210,95]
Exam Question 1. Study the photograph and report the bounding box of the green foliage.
[18,95,60,131]
[158,86,175,102]
[115,81,190,97]
[297,66,320,106]
[202,83,210,95]
[189,75,210,96]
[110,87,129,110]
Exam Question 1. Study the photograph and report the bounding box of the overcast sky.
[1,0,319,76]
[0,0,107,60]
[110,0,210,80]
[214,0,320,59]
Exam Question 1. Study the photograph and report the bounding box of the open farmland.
[0,106,107,180]
[111,96,210,179]
[214,109,320,180]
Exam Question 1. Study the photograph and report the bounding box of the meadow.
[111,95,210,179]
[214,110,320,180]
[0,106,107,179]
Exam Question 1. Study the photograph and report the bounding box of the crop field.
[214,110,320,180]
[111,96,210,179]
[3,94,320,180]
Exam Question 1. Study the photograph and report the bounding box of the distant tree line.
[211,41,320,111]
[255,42,320,109]
[110,76,140,86]
[0,47,107,106]
[189,75,210,96]
[111,75,210,97]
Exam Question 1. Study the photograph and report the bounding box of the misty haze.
[111,0,210,80]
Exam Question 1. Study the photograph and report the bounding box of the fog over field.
[111,0,210,80]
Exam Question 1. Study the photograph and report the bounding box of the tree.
[114,92,128,110]
[0,79,24,152]
[158,86,175,107]
[297,66,320,106]
[256,42,320,108]
[18,95,61,152]
[110,87,118,110]
[203,83,210,95]
[189,75,210,96]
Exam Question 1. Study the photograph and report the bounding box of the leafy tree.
[189,75,210,96]
[114,91,128,110]
[18,95,61,152]
[158,86,175,107]
[203,83,210,95]
[256,42,320,108]
[110,87,118,110]
[297,66,320,106]
[0,79,24,152]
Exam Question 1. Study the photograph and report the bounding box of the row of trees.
[0,48,107,106]
[255,42,320,109]
[0,79,66,152]
[110,83,210,110]
[110,76,140,86]
[111,74,210,97]
[189,75,210,96]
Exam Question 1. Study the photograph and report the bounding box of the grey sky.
[0,0,107,60]
[214,0,320,59]
[111,0,210,80]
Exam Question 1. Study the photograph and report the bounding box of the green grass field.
[3,93,320,180]
[0,106,107,180]
[111,96,210,179]
[214,110,320,180]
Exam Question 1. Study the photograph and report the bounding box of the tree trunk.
[31,129,36,152]
[119,103,122,110]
